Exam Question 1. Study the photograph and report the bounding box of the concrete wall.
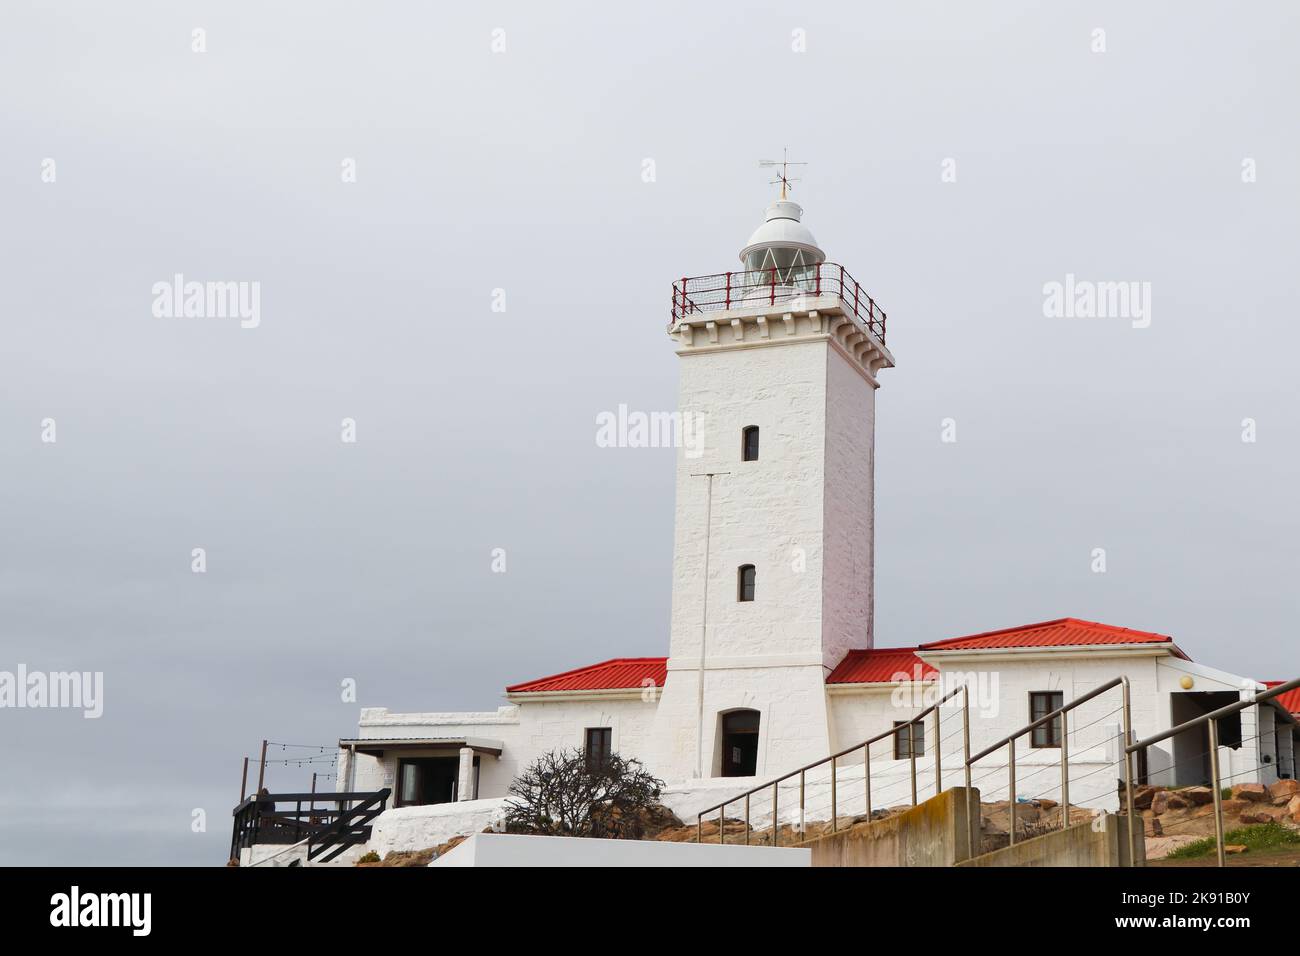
[958,813,1144,868]
[805,787,980,867]
[433,831,809,867]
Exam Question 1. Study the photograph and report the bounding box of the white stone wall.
[367,799,506,858]
[821,342,877,668]
[653,310,886,781]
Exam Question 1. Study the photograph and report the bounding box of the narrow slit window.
[742,426,760,462]
[738,564,756,602]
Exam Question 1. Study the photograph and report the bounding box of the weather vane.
[759,148,807,200]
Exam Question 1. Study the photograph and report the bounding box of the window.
[742,426,760,462]
[585,727,612,770]
[737,564,756,602]
[1030,692,1065,748]
[720,710,760,777]
[893,720,925,759]
[395,757,461,807]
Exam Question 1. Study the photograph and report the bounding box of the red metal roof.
[918,617,1182,655]
[827,648,936,685]
[1263,682,1300,715]
[506,657,667,694]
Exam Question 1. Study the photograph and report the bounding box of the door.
[720,710,760,777]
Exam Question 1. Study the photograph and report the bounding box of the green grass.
[1166,823,1300,860]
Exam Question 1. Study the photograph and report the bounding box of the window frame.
[584,726,613,770]
[1029,691,1065,749]
[741,425,760,462]
[892,720,925,759]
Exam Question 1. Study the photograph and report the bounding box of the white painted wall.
[433,831,810,867]
[652,304,887,783]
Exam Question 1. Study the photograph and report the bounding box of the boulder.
[1182,786,1214,806]
[1288,795,1300,823]
[1268,779,1300,801]
[1166,792,1190,810]
[1133,786,1160,810]
[1144,814,1163,837]
[1225,844,1248,854]
[1233,783,1269,803]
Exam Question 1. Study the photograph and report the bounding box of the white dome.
[738,200,825,266]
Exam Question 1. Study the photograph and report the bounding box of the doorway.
[719,709,760,777]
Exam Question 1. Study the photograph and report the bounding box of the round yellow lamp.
[1179,675,1194,690]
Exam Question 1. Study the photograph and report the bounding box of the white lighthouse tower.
[650,180,895,783]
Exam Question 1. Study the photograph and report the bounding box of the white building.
[338,192,1298,841]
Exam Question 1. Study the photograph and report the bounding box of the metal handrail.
[1125,675,1300,868]
[963,676,1137,864]
[695,684,968,847]
[670,262,888,345]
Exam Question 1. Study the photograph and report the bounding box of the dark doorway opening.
[395,757,461,806]
[719,709,760,777]
[1168,692,1241,786]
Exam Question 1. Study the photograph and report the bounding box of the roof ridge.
[920,617,1173,650]
[506,656,667,693]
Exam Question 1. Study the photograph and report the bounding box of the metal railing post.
[744,793,750,846]
[718,806,724,845]
[800,770,806,837]
[963,684,974,860]
[831,756,838,832]
[725,271,731,310]
[772,783,779,847]
[1060,710,1070,832]
[696,813,701,843]
[1008,740,1017,846]
[1208,718,1226,868]
[864,742,872,820]
[934,704,943,797]
[1121,677,1138,867]
[909,721,918,806]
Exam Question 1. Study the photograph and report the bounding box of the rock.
[1152,791,1175,815]
[1165,792,1190,810]
[1145,815,1163,837]
[1225,844,1248,854]
[1268,779,1300,801]
[1288,795,1300,823]
[1239,807,1285,825]
[1233,783,1269,803]
[1192,798,1247,819]
[1036,799,1058,811]
[1182,786,1214,806]
[1133,786,1160,810]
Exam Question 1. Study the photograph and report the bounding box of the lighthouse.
[650,185,895,782]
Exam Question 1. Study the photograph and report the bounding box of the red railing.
[670,263,887,345]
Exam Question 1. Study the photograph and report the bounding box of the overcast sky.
[2,1,1297,865]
